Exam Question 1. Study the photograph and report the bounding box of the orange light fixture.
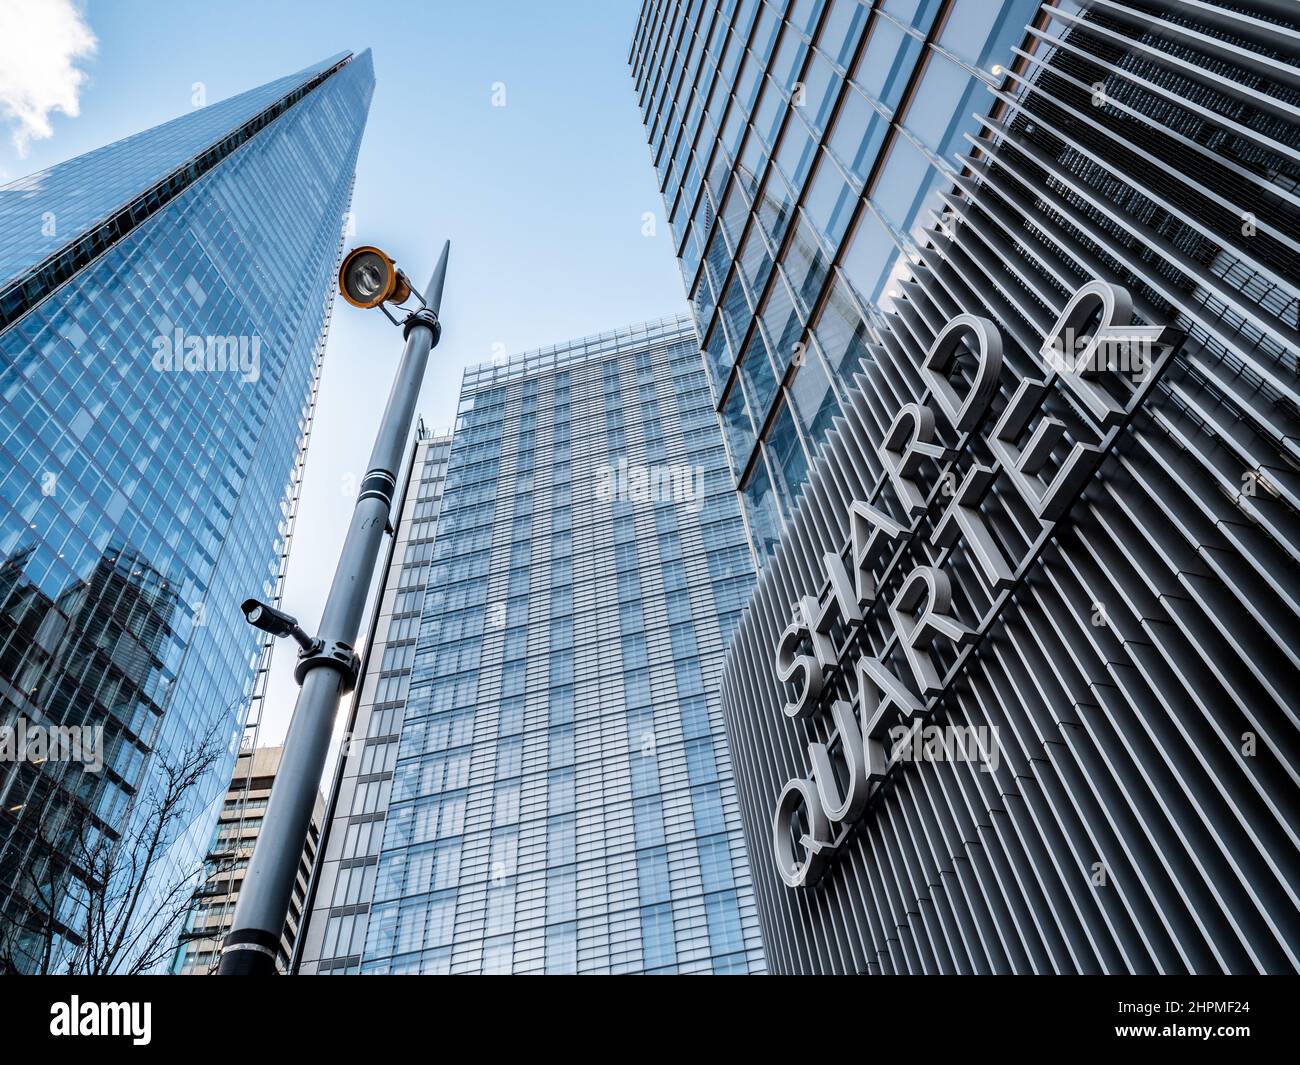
[338,245,413,309]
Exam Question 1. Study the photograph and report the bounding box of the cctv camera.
[241,598,302,639]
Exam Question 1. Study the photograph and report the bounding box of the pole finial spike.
[424,239,451,314]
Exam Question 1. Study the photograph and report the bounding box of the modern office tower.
[295,424,452,975]
[630,0,1043,557]
[0,51,373,973]
[174,744,323,974]
[718,1,1300,973]
[306,319,763,974]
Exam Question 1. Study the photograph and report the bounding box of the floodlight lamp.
[339,245,413,309]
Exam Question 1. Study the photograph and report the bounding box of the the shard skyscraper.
[0,50,373,972]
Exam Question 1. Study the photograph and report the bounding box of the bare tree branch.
[1,722,228,975]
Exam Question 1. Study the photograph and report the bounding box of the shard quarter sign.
[770,279,1182,889]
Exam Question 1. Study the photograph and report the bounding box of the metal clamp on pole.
[403,306,439,343]
[293,638,361,692]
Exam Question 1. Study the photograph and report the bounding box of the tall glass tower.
[0,51,373,972]
[336,319,764,974]
[629,0,1042,557]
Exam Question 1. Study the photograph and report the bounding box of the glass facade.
[0,53,350,300]
[349,319,764,974]
[295,426,452,975]
[0,52,373,972]
[630,0,1040,557]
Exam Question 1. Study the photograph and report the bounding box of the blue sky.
[0,0,685,740]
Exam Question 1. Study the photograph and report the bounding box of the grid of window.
[174,747,322,975]
[0,52,373,971]
[358,318,765,974]
[295,430,452,975]
[716,0,1300,974]
[630,0,1040,557]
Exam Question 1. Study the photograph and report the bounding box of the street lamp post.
[217,240,450,975]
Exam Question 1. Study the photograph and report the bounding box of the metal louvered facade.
[719,0,1300,975]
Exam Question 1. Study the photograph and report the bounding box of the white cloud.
[0,0,97,157]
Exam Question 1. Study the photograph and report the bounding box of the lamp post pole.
[217,240,450,975]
